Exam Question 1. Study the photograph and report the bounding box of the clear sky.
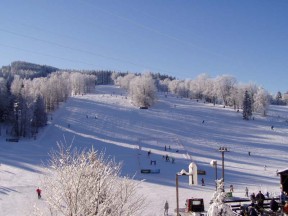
[0,0,287,94]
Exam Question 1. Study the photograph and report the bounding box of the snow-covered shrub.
[37,144,146,216]
[207,179,234,216]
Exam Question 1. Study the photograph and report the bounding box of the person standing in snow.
[164,200,169,215]
[36,187,42,199]
[201,178,205,186]
[230,184,234,192]
[245,187,249,197]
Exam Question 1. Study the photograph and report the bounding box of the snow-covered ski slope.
[0,85,287,216]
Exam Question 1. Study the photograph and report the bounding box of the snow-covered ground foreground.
[0,85,288,216]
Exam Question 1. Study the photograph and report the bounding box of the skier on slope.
[36,187,42,199]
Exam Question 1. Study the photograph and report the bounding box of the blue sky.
[0,0,287,94]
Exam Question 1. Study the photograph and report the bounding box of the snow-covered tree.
[37,144,146,216]
[158,78,170,93]
[283,92,288,105]
[117,73,136,90]
[214,75,237,106]
[207,179,234,216]
[129,73,156,107]
[168,79,184,95]
[253,88,269,116]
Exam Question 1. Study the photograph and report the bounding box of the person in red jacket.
[36,187,42,199]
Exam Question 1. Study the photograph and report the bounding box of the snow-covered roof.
[277,168,288,174]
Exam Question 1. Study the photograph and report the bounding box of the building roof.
[277,168,288,174]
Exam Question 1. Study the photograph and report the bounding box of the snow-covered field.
[0,85,287,216]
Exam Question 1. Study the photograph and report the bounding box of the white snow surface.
[0,85,288,216]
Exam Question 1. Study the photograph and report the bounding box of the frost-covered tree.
[158,78,170,93]
[207,179,234,216]
[283,92,288,105]
[189,74,210,99]
[37,144,146,216]
[176,80,189,98]
[214,75,237,106]
[243,90,252,120]
[167,79,181,95]
[129,73,156,107]
[117,73,136,90]
[253,88,269,116]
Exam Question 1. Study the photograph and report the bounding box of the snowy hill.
[0,85,287,216]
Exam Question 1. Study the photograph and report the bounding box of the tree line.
[0,65,96,138]
[113,72,272,119]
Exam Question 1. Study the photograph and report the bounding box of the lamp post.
[218,147,229,184]
[176,169,193,216]
[210,160,218,190]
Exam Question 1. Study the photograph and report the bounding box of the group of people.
[241,190,288,215]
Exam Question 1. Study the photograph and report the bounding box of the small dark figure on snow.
[270,197,279,212]
[248,151,251,156]
[171,158,175,164]
[271,125,274,130]
[245,187,249,197]
[147,150,151,157]
[201,178,205,186]
[165,145,166,151]
[36,187,42,199]
[164,200,169,215]
[165,155,169,161]
[202,120,205,124]
[230,184,234,192]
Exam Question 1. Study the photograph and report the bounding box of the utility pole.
[218,147,229,184]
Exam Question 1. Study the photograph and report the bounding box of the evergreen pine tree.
[33,95,47,128]
[243,90,252,120]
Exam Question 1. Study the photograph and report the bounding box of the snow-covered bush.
[37,144,146,216]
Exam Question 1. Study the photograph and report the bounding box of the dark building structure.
[278,168,288,193]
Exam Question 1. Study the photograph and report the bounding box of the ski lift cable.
[0,28,172,74]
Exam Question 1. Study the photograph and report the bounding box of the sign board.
[197,170,206,175]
